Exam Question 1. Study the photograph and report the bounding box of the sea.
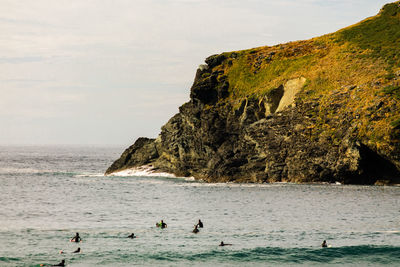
[0,145,399,267]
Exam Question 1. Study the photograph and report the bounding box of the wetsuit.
[71,233,81,242]
[128,233,136,238]
[51,260,65,266]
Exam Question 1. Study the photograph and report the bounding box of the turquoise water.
[0,146,399,266]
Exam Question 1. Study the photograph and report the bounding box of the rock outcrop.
[106,2,400,185]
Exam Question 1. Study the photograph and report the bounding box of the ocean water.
[0,146,399,267]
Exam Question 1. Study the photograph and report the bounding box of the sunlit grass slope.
[207,1,400,153]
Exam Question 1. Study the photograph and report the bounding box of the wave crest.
[106,165,176,178]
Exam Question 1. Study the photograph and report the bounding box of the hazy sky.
[0,0,390,145]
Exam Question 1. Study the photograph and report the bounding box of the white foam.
[74,173,104,177]
[376,230,400,233]
[173,181,277,188]
[107,165,176,178]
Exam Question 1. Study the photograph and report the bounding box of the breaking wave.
[107,165,176,178]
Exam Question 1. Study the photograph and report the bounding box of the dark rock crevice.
[349,143,400,184]
[265,85,284,114]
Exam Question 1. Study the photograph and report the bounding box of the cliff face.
[106,2,400,185]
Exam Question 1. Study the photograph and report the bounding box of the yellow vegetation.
[209,1,400,152]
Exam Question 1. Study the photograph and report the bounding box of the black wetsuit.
[51,260,65,266]
[71,233,81,242]
[128,233,136,239]
[197,220,203,228]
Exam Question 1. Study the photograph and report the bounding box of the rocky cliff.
[106,2,400,185]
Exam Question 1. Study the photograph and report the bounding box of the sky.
[0,0,391,146]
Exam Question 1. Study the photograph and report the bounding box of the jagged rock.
[105,137,158,175]
[198,64,209,71]
[106,2,400,184]
[205,54,226,68]
[105,66,400,184]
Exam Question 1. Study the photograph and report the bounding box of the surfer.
[322,240,328,248]
[51,260,65,267]
[70,232,81,243]
[59,247,81,254]
[156,220,167,229]
[197,219,203,228]
[192,225,199,233]
[127,233,136,239]
[219,241,232,246]
[40,259,66,267]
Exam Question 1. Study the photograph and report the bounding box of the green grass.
[218,2,400,103]
[337,2,400,69]
[223,3,400,101]
[226,53,316,99]
[391,117,400,129]
[203,2,400,151]
[382,85,400,99]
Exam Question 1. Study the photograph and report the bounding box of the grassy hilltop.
[207,1,400,154]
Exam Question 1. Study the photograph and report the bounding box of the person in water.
[157,220,167,229]
[197,219,203,228]
[70,232,81,242]
[127,233,136,239]
[322,240,328,248]
[60,247,81,254]
[219,241,232,246]
[192,225,199,233]
[40,259,66,267]
[51,260,65,267]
